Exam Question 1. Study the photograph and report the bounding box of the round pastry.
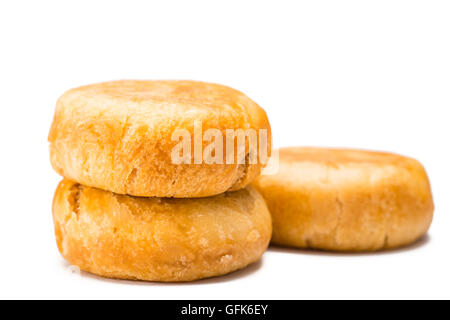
[252,147,434,251]
[52,179,272,282]
[48,80,271,198]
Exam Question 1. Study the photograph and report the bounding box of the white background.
[1,0,449,299]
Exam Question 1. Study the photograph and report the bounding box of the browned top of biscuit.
[279,147,412,166]
[49,80,269,131]
[70,80,251,110]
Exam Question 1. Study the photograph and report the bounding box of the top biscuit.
[49,80,271,198]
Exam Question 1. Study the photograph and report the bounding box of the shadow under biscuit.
[60,258,265,286]
[268,234,431,257]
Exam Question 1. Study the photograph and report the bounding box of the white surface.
[1,0,449,299]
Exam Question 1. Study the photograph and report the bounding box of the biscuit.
[49,80,271,198]
[52,180,272,282]
[252,147,434,251]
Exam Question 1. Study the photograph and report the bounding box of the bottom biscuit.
[52,180,272,282]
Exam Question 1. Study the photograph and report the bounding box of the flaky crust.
[252,147,434,251]
[52,180,272,282]
[49,80,271,198]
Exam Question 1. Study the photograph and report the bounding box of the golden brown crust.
[49,80,271,198]
[252,147,434,251]
[52,179,272,282]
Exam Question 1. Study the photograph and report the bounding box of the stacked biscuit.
[49,80,434,282]
[48,80,273,282]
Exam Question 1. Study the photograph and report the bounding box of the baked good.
[49,80,271,198]
[252,147,434,251]
[52,179,272,282]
